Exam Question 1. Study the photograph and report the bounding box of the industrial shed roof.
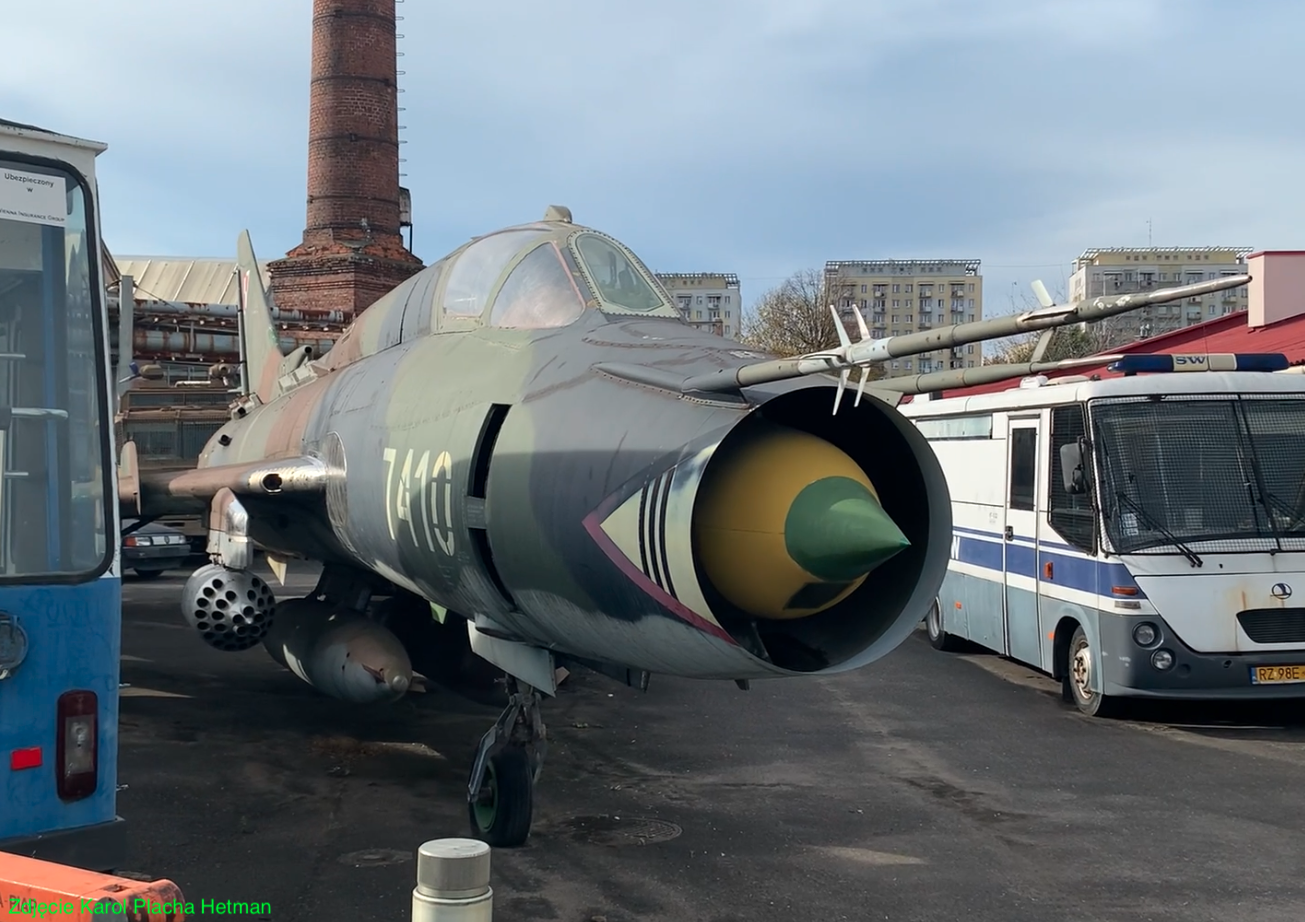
[112,256,272,306]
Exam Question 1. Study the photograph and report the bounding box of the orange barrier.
[0,852,185,919]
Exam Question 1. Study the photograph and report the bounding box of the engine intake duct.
[691,385,951,673]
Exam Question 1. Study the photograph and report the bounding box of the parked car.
[121,519,193,579]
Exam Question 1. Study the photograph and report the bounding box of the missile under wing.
[117,206,1250,847]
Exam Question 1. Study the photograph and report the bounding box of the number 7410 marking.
[383,447,455,556]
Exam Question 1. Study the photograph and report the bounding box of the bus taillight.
[55,691,97,801]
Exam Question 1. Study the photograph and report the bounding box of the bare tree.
[740,269,837,355]
[740,269,885,382]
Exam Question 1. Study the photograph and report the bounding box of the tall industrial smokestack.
[267,0,423,319]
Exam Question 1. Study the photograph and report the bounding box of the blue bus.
[0,119,122,870]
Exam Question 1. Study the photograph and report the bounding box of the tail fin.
[236,230,285,402]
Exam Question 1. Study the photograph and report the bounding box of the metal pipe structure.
[105,292,348,367]
[107,296,348,325]
[108,328,337,358]
[115,275,135,404]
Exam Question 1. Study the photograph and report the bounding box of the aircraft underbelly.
[509,588,787,678]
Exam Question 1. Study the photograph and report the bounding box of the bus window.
[1238,399,1305,535]
[1049,405,1096,552]
[1091,398,1303,553]
[1009,427,1036,511]
[0,162,110,577]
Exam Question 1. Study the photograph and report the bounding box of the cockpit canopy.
[437,212,680,331]
[317,209,684,371]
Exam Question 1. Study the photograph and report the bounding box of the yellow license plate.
[1251,665,1305,685]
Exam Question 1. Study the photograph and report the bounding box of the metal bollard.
[411,838,492,921]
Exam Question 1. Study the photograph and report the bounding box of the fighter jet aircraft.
[116,206,1249,846]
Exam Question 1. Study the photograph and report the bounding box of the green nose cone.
[784,476,911,581]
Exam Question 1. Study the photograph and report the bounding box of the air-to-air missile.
[118,206,1251,847]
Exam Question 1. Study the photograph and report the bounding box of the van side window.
[1049,404,1097,552]
[1009,428,1036,511]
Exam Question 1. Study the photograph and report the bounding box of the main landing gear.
[466,675,547,847]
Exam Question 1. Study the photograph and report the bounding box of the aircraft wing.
[118,440,327,519]
[681,274,1251,409]
[870,353,1125,396]
[117,227,324,524]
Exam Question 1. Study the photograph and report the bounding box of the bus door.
[1004,415,1041,661]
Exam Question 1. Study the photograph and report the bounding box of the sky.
[2,0,1303,318]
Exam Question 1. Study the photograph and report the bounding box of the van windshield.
[1091,396,1305,555]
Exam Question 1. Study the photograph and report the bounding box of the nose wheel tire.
[468,745,533,848]
[925,598,962,651]
[1064,625,1122,718]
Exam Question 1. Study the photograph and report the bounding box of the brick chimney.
[267,0,423,319]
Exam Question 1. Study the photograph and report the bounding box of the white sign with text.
[0,168,65,227]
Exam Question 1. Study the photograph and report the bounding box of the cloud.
[2,0,1301,320]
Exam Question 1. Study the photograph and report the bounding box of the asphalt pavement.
[116,565,1305,921]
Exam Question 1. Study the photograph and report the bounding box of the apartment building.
[823,259,983,377]
[1068,247,1252,340]
[656,273,741,338]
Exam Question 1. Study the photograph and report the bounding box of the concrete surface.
[116,565,1305,921]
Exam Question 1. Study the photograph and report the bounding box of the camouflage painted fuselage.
[187,219,952,682]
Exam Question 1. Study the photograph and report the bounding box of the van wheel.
[1064,625,1122,717]
[926,598,962,651]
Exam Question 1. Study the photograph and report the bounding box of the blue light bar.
[1108,353,1290,375]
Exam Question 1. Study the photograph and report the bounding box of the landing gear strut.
[466,675,547,847]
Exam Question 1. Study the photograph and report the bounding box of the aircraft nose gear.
[467,676,547,847]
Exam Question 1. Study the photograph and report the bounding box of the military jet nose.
[693,422,911,620]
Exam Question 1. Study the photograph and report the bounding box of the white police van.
[900,353,1305,715]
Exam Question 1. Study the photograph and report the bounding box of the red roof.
[938,309,1305,399]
